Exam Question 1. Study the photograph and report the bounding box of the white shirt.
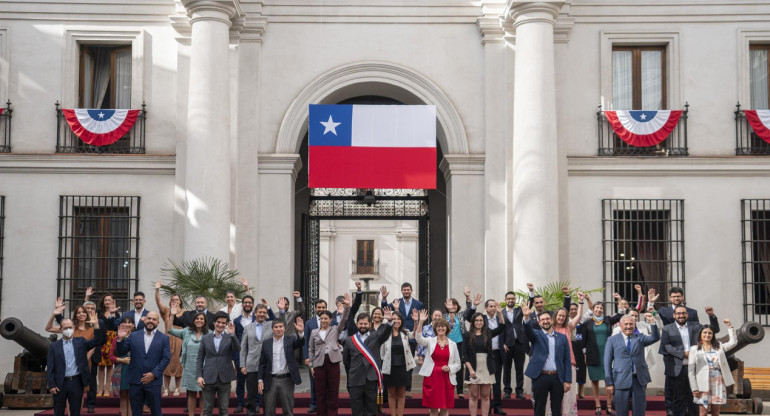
[271,336,288,375]
[506,307,518,339]
[487,314,500,350]
[213,332,223,352]
[220,303,243,322]
[240,313,255,327]
[318,329,328,342]
[143,329,157,354]
[677,323,690,365]
[134,308,145,328]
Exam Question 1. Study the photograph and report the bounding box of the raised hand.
[261,298,269,306]
[343,292,352,307]
[109,303,121,314]
[613,292,621,300]
[117,323,131,339]
[380,285,389,299]
[445,298,453,310]
[54,297,66,315]
[276,297,288,310]
[240,276,249,288]
[392,297,400,311]
[577,291,586,302]
[561,286,570,295]
[226,322,235,335]
[88,310,98,325]
[648,288,659,303]
[473,293,482,306]
[724,318,732,328]
[170,305,179,315]
[412,308,420,322]
[463,287,471,299]
[355,281,362,292]
[521,303,531,318]
[293,291,301,299]
[85,286,94,300]
[634,284,643,294]
[294,317,304,333]
[644,312,655,324]
[383,307,394,321]
[155,280,162,290]
[495,303,503,315]
[705,306,715,316]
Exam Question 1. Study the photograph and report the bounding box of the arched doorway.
[293,95,447,314]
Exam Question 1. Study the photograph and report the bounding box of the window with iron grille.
[602,199,685,314]
[0,196,5,315]
[355,240,375,274]
[0,101,10,153]
[58,196,140,312]
[741,200,770,326]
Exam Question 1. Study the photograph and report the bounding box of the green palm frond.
[508,281,603,311]
[159,257,245,310]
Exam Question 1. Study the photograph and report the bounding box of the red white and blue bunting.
[604,110,683,147]
[744,110,770,144]
[62,109,140,146]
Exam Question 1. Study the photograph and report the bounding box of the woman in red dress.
[414,309,462,416]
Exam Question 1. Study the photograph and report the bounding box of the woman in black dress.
[380,308,416,416]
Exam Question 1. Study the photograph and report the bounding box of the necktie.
[627,336,634,372]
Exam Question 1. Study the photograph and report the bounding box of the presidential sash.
[350,332,383,404]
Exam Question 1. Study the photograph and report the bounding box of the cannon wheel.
[3,373,16,394]
[753,397,763,414]
[738,378,752,399]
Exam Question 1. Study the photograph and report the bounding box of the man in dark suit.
[344,308,393,416]
[501,290,528,400]
[304,298,336,412]
[47,315,105,416]
[258,318,305,416]
[522,304,572,416]
[197,311,241,416]
[605,313,660,416]
[116,311,171,416]
[174,294,217,330]
[659,305,720,416]
[114,291,149,331]
[526,283,573,325]
[380,282,423,394]
[656,287,701,326]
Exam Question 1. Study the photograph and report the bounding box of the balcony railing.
[597,104,689,156]
[352,259,379,275]
[0,100,11,153]
[56,102,146,154]
[735,103,770,155]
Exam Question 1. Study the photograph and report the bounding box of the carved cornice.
[257,153,303,180]
[477,0,507,45]
[181,0,242,25]
[439,154,486,182]
[503,1,573,43]
[567,156,770,177]
[0,154,176,175]
[230,15,269,43]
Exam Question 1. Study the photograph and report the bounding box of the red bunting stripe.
[63,109,140,147]
[744,110,770,144]
[605,110,682,147]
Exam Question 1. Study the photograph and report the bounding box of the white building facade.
[0,0,769,386]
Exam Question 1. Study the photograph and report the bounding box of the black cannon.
[719,321,765,414]
[0,317,55,408]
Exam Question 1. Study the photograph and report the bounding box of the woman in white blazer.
[688,319,737,416]
[380,301,417,416]
[414,309,461,416]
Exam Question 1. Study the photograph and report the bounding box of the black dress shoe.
[87,407,95,414]
[503,393,511,399]
[308,405,317,413]
[515,393,526,400]
[235,405,244,413]
[493,407,506,415]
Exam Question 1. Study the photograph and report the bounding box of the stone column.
[509,1,563,287]
[181,0,238,262]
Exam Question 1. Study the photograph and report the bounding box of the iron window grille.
[57,196,140,313]
[602,199,685,314]
[597,104,689,156]
[0,196,5,315]
[735,103,770,155]
[741,200,770,326]
[0,100,11,153]
[55,102,146,154]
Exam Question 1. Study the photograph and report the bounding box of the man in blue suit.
[116,311,171,416]
[304,299,337,412]
[115,291,150,331]
[605,313,660,416]
[47,315,105,416]
[522,304,572,416]
[381,282,424,395]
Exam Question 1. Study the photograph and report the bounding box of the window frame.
[78,44,132,109]
[355,239,375,274]
[749,43,770,109]
[612,45,668,110]
[739,31,770,108]
[741,199,770,326]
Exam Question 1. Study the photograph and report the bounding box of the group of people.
[43,279,739,416]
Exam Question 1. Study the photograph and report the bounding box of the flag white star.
[640,113,647,120]
[320,115,341,135]
[98,112,105,119]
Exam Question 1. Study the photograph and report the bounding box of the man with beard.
[343,307,394,416]
[654,287,701,326]
[175,295,216,330]
[114,291,149,330]
[116,311,171,416]
[233,295,256,413]
[522,304,572,416]
[659,305,720,416]
[241,303,273,416]
[502,291,528,400]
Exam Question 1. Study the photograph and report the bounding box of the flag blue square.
[309,104,353,146]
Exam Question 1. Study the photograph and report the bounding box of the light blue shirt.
[542,330,558,372]
[62,339,78,377]
[254,322,264,341]
[213,332,222,352]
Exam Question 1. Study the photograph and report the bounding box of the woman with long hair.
[552,290,585,416]
[380,300,416,416]
[582,301,623,415]
[96,293,120,397]
[462,310,505,416]
[688,319,737,416]
[444,294,470,399]
[308,310,345,416]
[155,280,184,396]
[415,310,461,416]
[370,307,385,332]
[168,312,208,416]
[110,316,134,416]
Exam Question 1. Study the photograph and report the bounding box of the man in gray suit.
[240,304,272,416]
[197,311,241,416]
[605,313,660,416]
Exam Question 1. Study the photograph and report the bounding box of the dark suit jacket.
[114,309,149,331]
[501,306,529,353]
[659,314,720,377]
[343,323,392,387]
[527,294,573,325]
[234,309,278,342]
[46,330,105,390]
[258,336,304,392]
[196,331,241,384]
[381,297,424,335]
[174,310,216,331]
[116,330,171,386]
[523,319,572,384]
[658,305,700,327]
[582,312,624,366]
[53,315,107,364]
[304,314,338,359]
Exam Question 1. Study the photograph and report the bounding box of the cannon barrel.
[0,317,52,359]
[726,321,765,357]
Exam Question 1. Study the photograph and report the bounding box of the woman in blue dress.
[168,311,208,416]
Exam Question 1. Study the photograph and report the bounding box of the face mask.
[62,328,74,338]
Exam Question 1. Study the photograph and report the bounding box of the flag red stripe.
[309,146,436,189]
[744,110,770,144]
[605,110,682,147]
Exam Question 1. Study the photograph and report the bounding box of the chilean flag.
[62,109,140,146]
[605,110,682,147]
[744,110,770,144]
[308,105,436,189]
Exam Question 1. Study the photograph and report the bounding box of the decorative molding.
[567,156,770,177]
[506,1,564,30]
[257,153,302,180]
[554,16,575,43]
[181,0,242,23]
[476,16,505,45]
[0,154,176,175]
[275,61,470,156]
[231,15,269,43]
[0,28,8,105]
[439,154,485,181]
